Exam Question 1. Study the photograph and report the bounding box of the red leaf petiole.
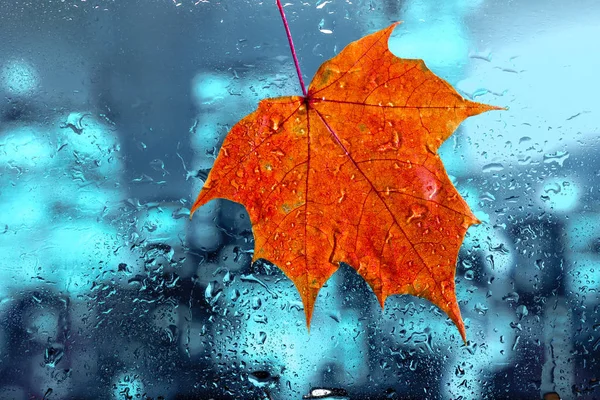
[276,0,307,97]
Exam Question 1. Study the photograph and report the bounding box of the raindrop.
[318,19,333,34]
[482,163,504,173]
[253,314,268,324]
[43,343,64,368]
[512,335,521,351]
[409,359,418,371]
[485,254,495,269]
[149,158,168,176]
[469,49,492,62]
[42,388,53,400]
[258,331,267,345]
[502,292,519,303]
[165,324,178,343]
[543,150,569,166]
[516,305,528,320]
[304,387,349,399]
[544,182,561,195]
[223,270,233,286]
[407,203,428,223]
[251,297,262,310]
[270,117,280,131]
[205,281,222,305]
[248,371,278,388]
[474,303,488,315]
[535,259,545,270]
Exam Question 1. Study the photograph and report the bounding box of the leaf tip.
[299,286,319,334]
[385,21,402,37]
[189,198,203,220]
[446,304,467,343]
[458,323,467,345]
[467,101,507,117]
[190,186,218,220]
[377,293,387,309]
[304,301,314,333]
[486,104,508,112]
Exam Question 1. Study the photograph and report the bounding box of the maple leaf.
[191,22,500,341]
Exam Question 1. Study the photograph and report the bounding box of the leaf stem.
[276,0,307,97]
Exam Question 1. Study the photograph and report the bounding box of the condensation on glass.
[0,0,598,399]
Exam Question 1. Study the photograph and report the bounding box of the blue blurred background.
[0,0,599,399]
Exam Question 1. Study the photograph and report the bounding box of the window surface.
[0,1,598,399]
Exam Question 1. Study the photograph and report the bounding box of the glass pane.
[0,1,597,399]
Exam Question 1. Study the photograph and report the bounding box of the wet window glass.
[0,1,598,399]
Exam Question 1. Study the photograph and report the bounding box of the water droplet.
[318,19,333,34]
[516,304,528,320]
[248,370,278,388]
[43,388,53,400]
[512,335,521,351]
[164,324,177,343]
[503,292,519,303]
[251,297,262,310]
[482,163,504,173]
[254,314,268,324]
[471,88,491,99]
[486,254,495,269]
[305,387,349,399]
[43,343,64,368]
[474,303,488,315]
[479,191,496,202]
[223,271,233,285]
[258,331,267,344]
[543,150,569,166]
[407,203,428,223]
[205,281,222,305]
[409,359,418,371]
[544,182,561,194]
[425,181,439,199]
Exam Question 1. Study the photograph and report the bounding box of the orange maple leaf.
[191,23,500,341]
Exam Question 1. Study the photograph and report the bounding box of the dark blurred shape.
[383,0,404,16]
[1,99,31,122]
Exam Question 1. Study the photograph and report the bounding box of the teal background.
[0,0,598,399]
